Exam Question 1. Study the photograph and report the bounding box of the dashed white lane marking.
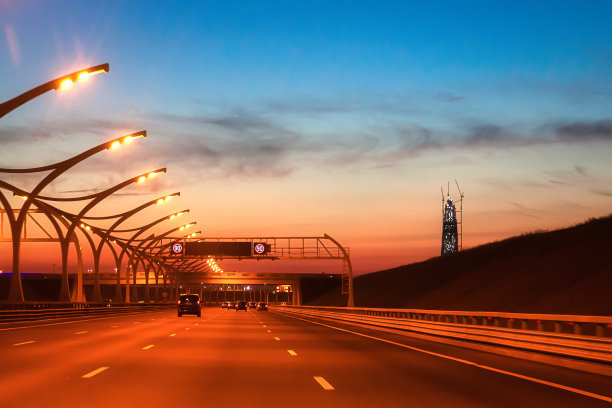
[314,376,335,390]
[278,312,612,404]
[134,322,141,324]
[170,334,176,337]
[274,337,280,341]
[13,340,35,346]
[110,326,119,328]
[74,331,88,335]
[185,327,190,330]
[287,350,297,356]
[263,325,267,327]
[142,345,155,350]
[194,323,199,326]
[266,330,271,333]
[82,367,109,379]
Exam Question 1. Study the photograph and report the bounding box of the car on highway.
[228,301,236,310]
[102,298,112,307]
[221,301,230,309]
[256,302,268,311]
[178,294,201,317]
[235,301,248,311]
[248,301,256,309]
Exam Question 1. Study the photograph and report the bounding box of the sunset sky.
[1,1,611,275]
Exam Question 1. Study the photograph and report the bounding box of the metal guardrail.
[0,304,175,324]
[275,306,612,367]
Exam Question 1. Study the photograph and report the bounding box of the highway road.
[1,307,611,407]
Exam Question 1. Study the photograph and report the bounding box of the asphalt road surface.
[1,307,610,407]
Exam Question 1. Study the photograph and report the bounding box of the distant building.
[441,196,458,255]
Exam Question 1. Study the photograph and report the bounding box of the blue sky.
[1,0,611,273]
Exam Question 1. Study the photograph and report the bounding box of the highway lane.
[0,307,610,407]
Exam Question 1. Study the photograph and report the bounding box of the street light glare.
[59,79,73,89]
[137,176,146,183]
[78,72,90,81]
[109,141,121,150]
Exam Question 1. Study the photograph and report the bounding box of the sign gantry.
[154,234,354,307]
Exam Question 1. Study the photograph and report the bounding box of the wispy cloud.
[2,104,611,183]
[4,24,20,67]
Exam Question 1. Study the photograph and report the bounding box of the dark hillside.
[308,215,612,315]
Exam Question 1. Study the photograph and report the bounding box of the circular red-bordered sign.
[171,242,183,254]
[254,243,266,254]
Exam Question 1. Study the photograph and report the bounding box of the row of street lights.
[0,63,217,304]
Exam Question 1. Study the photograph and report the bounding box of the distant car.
[235,301,248,311]
[178,294,201,317]
[256,302,268,311]
[102,298,112,307]
[280,302,287,306]
[248,301,256,309]
[228,302,236,310]
[221,301,230,309]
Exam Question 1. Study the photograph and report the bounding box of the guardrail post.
[537,320,543,331]
[596,324,604,337]
[573,323,582,335]
[521,320,528,330]
[553,322,561,333]
[507,318,514,329]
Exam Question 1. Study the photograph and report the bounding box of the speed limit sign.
[254,243,266,254]
[171,242,183,254]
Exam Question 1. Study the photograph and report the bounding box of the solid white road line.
[277,312,612,404]
[74,331,88,335]
[274,337,280,341]
[82,366,109,379]
[287,350,298,356]
[142,344,155,350]
[314,376,335,390]
[13,340,35,346]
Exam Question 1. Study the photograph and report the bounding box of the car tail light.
[178,300,181,305]
[197,300,200,305]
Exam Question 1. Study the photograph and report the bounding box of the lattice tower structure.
[441,196,459,255]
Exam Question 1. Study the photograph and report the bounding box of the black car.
[228,302,236,310]
[178,294,201,317]
[235,301,248,311]
[248,301,256,309]
[256,302,268,311]
[221,301,230,309]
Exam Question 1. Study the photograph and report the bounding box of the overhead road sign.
[185,241,252,257]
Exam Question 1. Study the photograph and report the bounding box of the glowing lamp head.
[60,79,73,89]
[157,199,164,205]
[124,136,133,144]
[78,72,90,81]
[110,141,121,150]
[138,176,146,183]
